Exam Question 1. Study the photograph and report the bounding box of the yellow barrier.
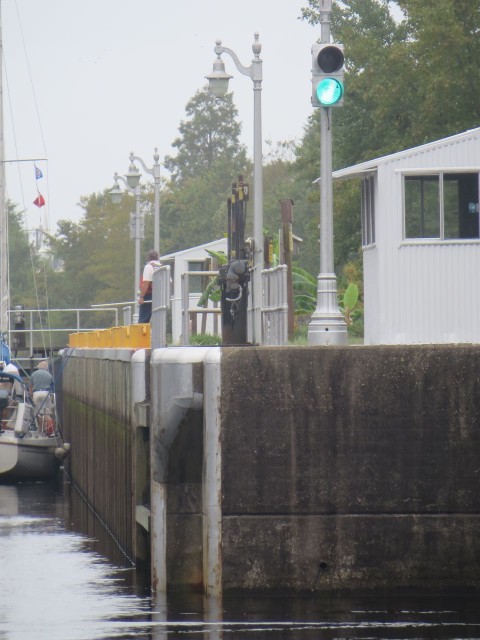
[69,325,150,349]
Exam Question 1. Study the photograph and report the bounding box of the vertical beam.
[281,199,295,341]
[0,0,8,337]
[203,347,222,596]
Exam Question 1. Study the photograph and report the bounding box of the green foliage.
[49,190,134,309]
[292,266,316,316]
[205,249,228,266]
[7,202,40,308]
[19,4,480,332]
[339,282,359,325]
[161,87,251,255]
[303,0,480,165]
[190,333,221,346]
[338,257,364,337]
[164,86,248,185]
[197,250,227,308]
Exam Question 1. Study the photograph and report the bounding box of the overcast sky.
[2,0,318,236]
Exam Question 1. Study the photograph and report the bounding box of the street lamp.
[109,171,144,321]
[128,149,161,254]
[206,33,264,345]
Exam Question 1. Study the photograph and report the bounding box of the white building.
[160,238,227,344]
[333,128,480,345]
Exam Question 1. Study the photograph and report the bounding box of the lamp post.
[127,149,161,254]
[110,171,144,320]
[206,33,264,345]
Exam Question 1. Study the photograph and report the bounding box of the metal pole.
[134,187,141,322]
[208,35,263,345]
[153,158,160,255]
[251,36,263,345]
[130,149,161,254]
[307,1,348,345]
[0,0,8,339]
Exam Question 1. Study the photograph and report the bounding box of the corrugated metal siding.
[365,132,480,344]
[394,243,480,343]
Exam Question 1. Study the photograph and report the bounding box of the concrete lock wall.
[59,348,150,566]
[218,345,480,592]
[60,344,480,594]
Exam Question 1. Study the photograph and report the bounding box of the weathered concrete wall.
[59,348,149,565]
[150,348,209,593]
[59,344,480,594]
[219,345,480,592]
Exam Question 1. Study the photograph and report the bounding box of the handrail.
[181,271,219,346]
[7,306,120,371]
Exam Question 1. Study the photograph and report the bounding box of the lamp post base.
[307,273,348,346]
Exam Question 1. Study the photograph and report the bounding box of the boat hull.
[0,432,60,480]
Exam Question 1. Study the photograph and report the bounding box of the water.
[1,477,480,640]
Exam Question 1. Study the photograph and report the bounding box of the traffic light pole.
[307,0,348,345]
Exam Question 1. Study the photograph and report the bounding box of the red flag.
[33,193,45,208]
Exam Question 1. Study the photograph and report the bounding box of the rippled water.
[1,478,480,639]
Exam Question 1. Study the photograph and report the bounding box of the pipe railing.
[261,265,288,346]
[181,271,221,346]
[151,265,171,348]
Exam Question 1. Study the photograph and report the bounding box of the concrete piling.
[60,344,480,594]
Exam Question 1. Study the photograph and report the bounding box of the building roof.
[332,127,480,180]
[160,238,227,261]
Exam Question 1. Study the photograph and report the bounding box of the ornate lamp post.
[206,33,264,345]
[110,171,144,320]
[127,149,161,254]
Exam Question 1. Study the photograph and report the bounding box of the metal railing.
[151,265,171,348]
[7,306,120,370]
[181,271,221,346]
[55,263,290,353]
[261,265,288,346]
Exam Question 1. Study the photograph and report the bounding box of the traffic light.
[311,43,344,107]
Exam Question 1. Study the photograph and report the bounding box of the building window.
[404,173,479,239]
[187,261,205,294]
[361,174,376,246]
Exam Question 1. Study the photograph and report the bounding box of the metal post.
[153,165,160,255]
[134,187,141,323]
[130,150,161,254]
[207,34,264,345]
[307,1,348,346]
[281,199,295,340]
[251,36,263,345]
[0,0,8,339]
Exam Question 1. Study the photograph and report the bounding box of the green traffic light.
[316,78,344,106]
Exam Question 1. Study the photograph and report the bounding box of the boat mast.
[0,0,8,339]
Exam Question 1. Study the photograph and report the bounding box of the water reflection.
[1,478,480,639]
[0,480,151,640]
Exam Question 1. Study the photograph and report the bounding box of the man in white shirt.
[138,249,161,323]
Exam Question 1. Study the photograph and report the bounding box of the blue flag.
[35,165,43,180]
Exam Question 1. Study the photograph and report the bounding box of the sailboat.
[0,368,69,479]
[0,0,69,480]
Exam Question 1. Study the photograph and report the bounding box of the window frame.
[361,173,376,248]
[400,168,480,242]
[187,260,207,295]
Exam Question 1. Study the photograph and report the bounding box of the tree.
[396,0,480,142]
[161,87,251,253]
[302,0,480,161]
[164,86,248,184]
[50,191,135,312]
[8,202,40,309]
[296,0,480,311]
